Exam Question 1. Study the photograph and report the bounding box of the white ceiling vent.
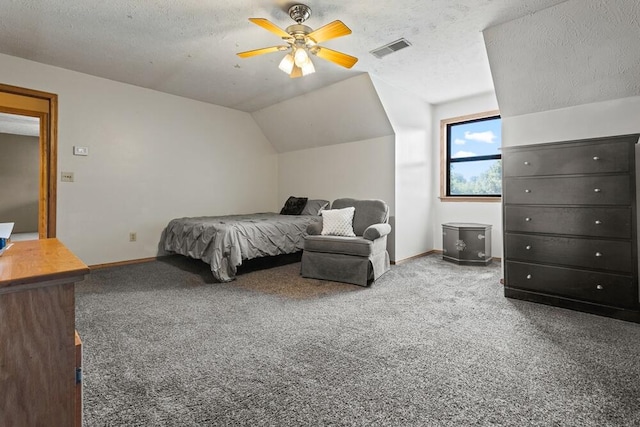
[370,38,412,59]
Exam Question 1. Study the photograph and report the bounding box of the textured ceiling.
[0,0,567,113]
[484,0,640,117]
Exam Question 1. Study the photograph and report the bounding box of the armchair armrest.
[363,223,391,240]
[307,221,323,235]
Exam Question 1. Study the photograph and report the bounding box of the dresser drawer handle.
[478,252,485,258]
[595,220,602,225]
[524,161,530,165]
[525,245,531,250]
[524,189,531,193]
[595,252,603,257]
[593,156,600,161]
[477,234,485,240]
[596,284,603,290]
[525,217,532,222]
[526,274,532,280]
[594,188,601,193]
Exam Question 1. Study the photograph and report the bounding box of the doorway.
[0,84,58,239]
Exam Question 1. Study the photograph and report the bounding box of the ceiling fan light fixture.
[278,53,295,74]
[294,47,310,67]
[300,58,315,76]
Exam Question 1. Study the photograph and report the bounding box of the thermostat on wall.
[73,146,89,156]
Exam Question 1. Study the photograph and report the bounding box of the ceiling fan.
[237,4,358,78]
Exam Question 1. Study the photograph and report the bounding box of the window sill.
[439,196,501,203]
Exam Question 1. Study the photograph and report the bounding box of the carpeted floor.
[75,254,640,426]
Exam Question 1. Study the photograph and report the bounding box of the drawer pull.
[478,252,485,258]
[526,274,532,280]
[525,217,532,222]
[595,252,603,257]
[595,220,602,225]
[477,234,486,240]
[596,284,603,290]
[525,245,531,250]
[594,188,601,193]
[524,189,531,193]
[593,156,600,161]
[524,161,530,165]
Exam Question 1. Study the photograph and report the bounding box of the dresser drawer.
[504,206,632,238]
[505,233,634,273]
[503,139,632,177]
[504,175,631,205]
[506,261,637,308]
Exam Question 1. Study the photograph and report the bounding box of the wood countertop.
[0,238,89,289]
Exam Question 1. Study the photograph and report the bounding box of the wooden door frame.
[0,83,58,238]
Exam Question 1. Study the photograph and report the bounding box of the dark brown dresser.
[502,134,640,322]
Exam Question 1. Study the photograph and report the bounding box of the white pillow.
[321,207,356,237]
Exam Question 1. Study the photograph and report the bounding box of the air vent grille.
[370,38,412,59]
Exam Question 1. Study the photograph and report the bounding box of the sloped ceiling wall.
[251,73,393,153]
[483,0,640,117]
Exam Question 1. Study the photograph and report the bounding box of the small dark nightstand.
[442,223,492,266]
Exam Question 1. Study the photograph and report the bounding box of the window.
[440,111,501,201]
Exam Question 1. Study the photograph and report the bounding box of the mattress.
[161,213,321,282]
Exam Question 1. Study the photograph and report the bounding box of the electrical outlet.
[61,172,74,182]
[129,232,137,242]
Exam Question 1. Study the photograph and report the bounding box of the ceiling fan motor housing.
[288,4,311,24]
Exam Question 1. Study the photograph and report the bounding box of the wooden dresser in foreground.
[0,238,89,426]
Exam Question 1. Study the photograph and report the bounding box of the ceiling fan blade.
[313,47,358,69]
[237,46,289,58]
[307,20,352,44]
[289,64,303,78]
[248,18,291,39]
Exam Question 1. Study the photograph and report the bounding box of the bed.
[160,198,328,282]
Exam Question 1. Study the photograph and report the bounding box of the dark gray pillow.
[280,196,308,215]
[301,199,330,216]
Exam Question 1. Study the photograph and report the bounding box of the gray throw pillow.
[301,199,330,216]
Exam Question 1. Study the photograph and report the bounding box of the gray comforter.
[161,213,321,282]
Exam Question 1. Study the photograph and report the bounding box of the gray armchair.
[300,198,391,286]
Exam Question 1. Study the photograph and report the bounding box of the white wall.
[371,77,433,262]
[278,135,396,259]
[432,93,503,258]
[0,53,278,266]
[269,74,398,260]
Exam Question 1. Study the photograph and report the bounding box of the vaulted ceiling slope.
[252,74,393,152]
[0,0,567,113]
[484,0,640,117]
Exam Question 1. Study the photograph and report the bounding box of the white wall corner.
[432,92,503,259]
[370,75,435,261]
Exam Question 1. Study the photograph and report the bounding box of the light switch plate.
[73,146,88,156]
